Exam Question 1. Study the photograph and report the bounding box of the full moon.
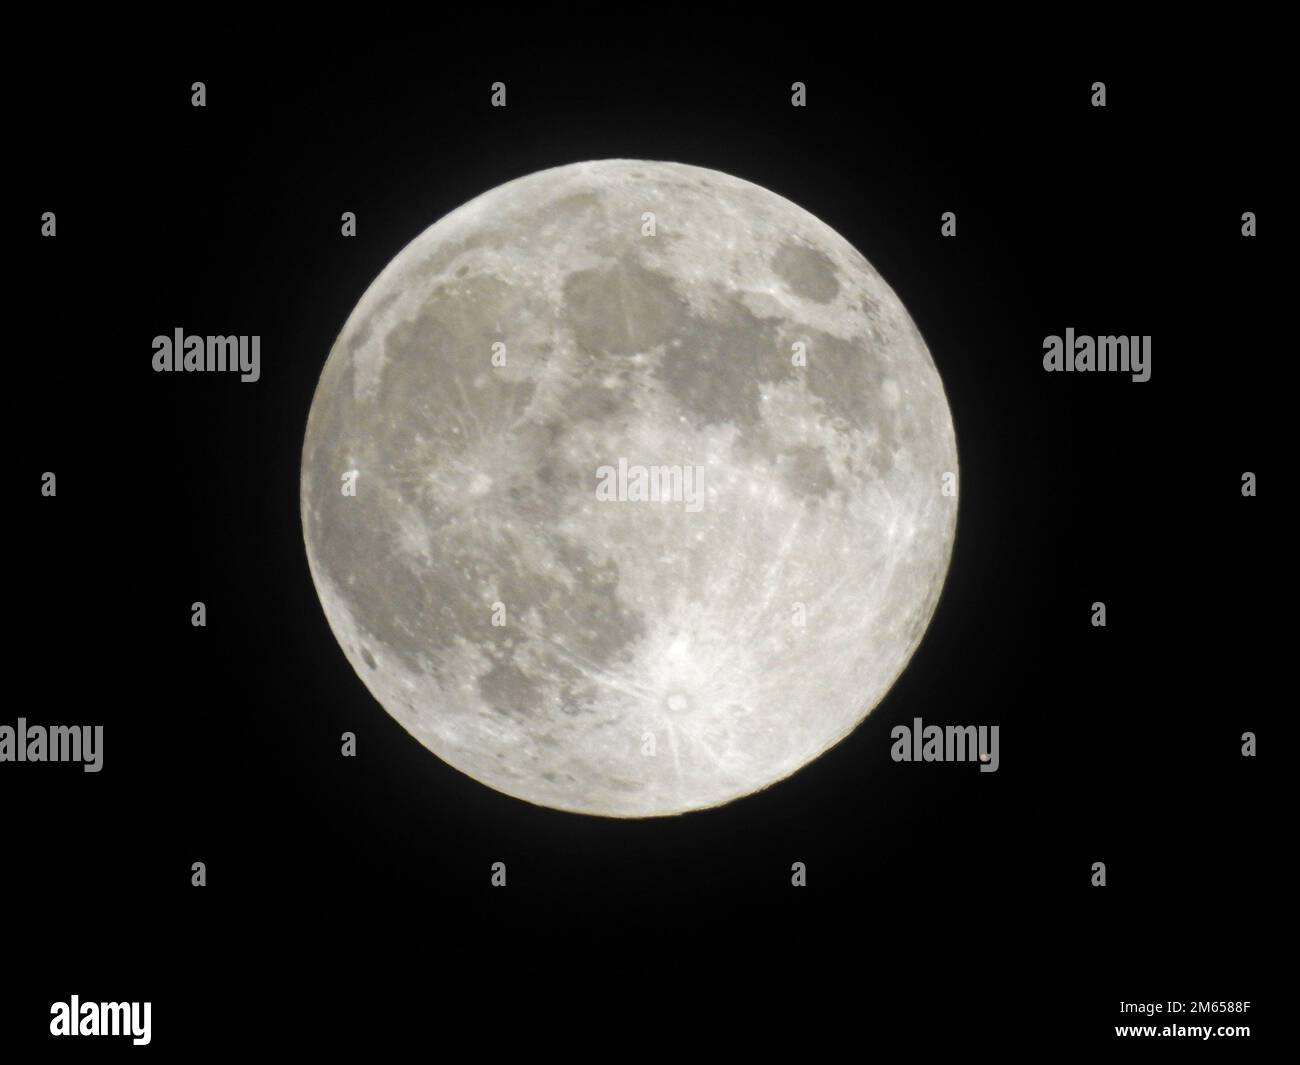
[301,160,958,817]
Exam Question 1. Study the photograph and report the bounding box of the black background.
[9,21,1281,1053]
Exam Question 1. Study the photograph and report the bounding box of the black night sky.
[9,20,1281,1053]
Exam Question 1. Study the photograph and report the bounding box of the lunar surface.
[301,160,958,817]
